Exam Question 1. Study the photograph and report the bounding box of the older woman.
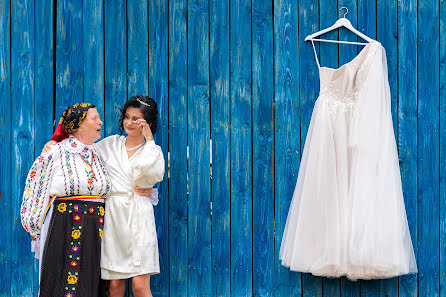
[21,103,111,297]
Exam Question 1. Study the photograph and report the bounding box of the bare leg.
[108,279,126,297]
[132,274,152,297]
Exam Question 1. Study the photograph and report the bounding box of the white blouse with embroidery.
[20,136,112,241]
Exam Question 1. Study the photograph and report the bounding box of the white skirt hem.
[101,267,160,280]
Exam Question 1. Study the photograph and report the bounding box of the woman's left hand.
[42,140,57,154]
[133,119,153,141]
[134,186,153,197]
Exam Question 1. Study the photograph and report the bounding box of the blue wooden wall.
[0,0,443,296]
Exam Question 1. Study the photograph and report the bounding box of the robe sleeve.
[20,145,57,241]
[92,135,116,162]
[130,140,165,188]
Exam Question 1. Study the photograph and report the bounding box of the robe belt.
[120,191,146,267]
[42,194,104,223]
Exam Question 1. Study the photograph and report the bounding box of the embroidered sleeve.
[20,148,56,241]
[131,140,165,188]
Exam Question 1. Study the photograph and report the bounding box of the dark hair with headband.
[118,95,158,135]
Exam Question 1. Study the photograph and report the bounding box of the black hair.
[118,95,158,135]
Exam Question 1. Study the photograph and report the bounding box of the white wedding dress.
[279,40,417,280]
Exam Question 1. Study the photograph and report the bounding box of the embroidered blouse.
[20,136,112,241]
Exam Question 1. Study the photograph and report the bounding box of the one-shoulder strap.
[310,40,321,68]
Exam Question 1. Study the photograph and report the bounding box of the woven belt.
[42,194,103,223]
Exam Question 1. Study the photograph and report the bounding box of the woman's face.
[75,108,103,144]
[123,106,145,137]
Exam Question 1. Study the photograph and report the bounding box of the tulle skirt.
[279,83,417,280]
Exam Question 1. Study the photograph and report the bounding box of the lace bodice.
[317,41,380,116]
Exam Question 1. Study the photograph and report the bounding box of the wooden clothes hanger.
[305,7,374,46]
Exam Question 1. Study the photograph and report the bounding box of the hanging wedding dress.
[279,40,417,280]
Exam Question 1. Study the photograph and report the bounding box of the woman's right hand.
[134,186,153,198]
[41,140,57,154]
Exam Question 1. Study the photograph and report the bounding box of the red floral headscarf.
[51,103,95,142]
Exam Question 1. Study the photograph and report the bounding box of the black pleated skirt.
[39,199,107,297]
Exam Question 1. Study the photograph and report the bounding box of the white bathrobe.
[95,135,165,279]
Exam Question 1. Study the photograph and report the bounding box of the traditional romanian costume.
[20,103,112,297]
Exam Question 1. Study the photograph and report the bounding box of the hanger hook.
[339,7,348,18]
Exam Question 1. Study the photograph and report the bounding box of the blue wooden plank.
[378,0,398,135]
[168,0,188,296]
[358,0,376,39]
[340,278,360,297]
[34,0,54,152]
[338,0,359,64]
[440,0,446,297]
[252,0,274,295]
[83,0,104,137]
[149,0,169,296]
[323,278,341,297]
[380,278,398,297]
[34,0,54,294]
[299,0,319,169]
[377,0,399,296]
[104,0,127,137]
[0,1,11,295]
[298,1,322,296]
[319,1,340,296]
[319,0,339,69]
[361,280,380,297]
[397,1,418,296]
[187,0,212,296]
[209,0,231,295]
[273,0,301,295]
[418,0,440,296]
[441,0,446,296]
[230,0,252,295]
[11,0,35,295]
[128,0,148,97]
[56,0,83,115]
